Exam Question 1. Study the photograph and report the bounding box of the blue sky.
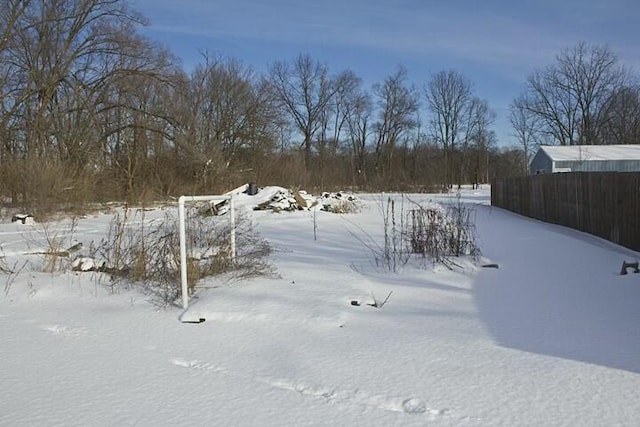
[130,0,640,147]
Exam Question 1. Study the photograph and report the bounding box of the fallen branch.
[368,291,393,309]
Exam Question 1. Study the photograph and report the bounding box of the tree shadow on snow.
[473,205,640,374]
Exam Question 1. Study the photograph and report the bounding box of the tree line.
[1,1,637,211]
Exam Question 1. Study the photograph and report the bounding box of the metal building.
[529,144,640,174]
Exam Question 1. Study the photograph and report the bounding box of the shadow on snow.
[473,205,640,374]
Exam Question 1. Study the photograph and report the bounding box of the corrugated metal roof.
[540,144,640,161]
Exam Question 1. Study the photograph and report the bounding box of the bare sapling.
[346,195,410,273]
[1,253,28,296]
[26,217,82,273]
[379,196,410,273]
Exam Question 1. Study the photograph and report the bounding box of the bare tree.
[424,70,473,187]
[95,39,181,201]
[521,42,627,145]
[0,0,169,206]
[343,80,373,188]
[6,0,148,155]
[316,69,362,187]
[372,66,419,183]
[0,1,31,49]
[266,54,338,172]
[509,95,542,174]
[0,1,32,165]
[602,84,640,145]
[466,98,496,186]
[174,54,280,191]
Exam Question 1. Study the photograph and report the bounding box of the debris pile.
[189,184,360,214]
[319,192,360,213]
[253,189,315,212]
[252,188,360,213]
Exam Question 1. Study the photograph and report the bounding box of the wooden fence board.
[491,172,640,252]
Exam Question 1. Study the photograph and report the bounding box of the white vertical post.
[178,196,189,310]
[229,195,236,263]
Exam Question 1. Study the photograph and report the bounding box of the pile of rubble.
[254,189,315,212]
[193,184,360,215]
[252,187,360,213]
[318,192,360,213]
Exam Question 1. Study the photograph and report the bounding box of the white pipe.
[229,195,236,263]
[178,196,188,310]
[179,195,230,203]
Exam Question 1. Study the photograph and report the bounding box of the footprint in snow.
[171,357,447,417]
[40,324,89,338]
[171,358,228,373]
[262,376,445,416]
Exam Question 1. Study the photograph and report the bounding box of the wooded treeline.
[0,1,636,211]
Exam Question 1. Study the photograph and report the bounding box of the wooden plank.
[490,172,640,251]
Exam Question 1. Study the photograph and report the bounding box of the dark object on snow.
[620,261,640,275]
[350,300,360,306]
[482,263,499,269]
[11,214,33,224]
[67,242,83,253]
[182,318,206,324]
[246,182,258,196]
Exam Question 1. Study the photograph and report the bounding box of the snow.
[540,144,640,161]
[1,187,640,426]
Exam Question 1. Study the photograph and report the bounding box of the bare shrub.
[98,206,274,306]
[98,206,142,283]
[97,207,179,301]
[351,194,481,272]
[231,212,276,280]
[2,158,96,218]
[407,195,480,269]
[24,218,82,273]
[444,195,481,260]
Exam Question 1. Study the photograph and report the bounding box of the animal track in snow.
[171,358,447,416]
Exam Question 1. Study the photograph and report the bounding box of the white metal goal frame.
[178,194,236,310]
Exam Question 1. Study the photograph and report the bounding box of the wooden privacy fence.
[491,172,640,252]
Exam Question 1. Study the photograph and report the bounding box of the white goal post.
[178,194,236,310]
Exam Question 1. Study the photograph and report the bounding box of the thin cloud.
[135,0,637,81]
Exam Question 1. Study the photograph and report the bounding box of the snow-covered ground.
[1,187,639,426]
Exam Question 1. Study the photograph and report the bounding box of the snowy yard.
[1,188,639,426]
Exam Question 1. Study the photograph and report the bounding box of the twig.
[368,290,393,308]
